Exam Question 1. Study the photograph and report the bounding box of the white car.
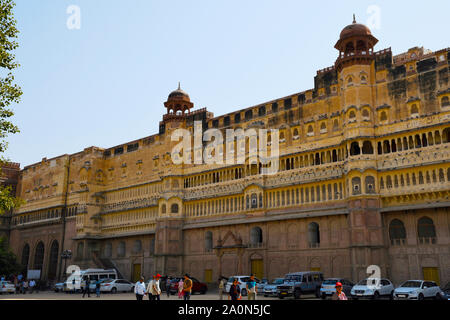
[100,279,134,293]
[225,276,261,296]
[394,280,445,300]
[0,280,15,294]
[351,278,394,300]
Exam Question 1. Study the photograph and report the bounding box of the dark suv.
[277,271,324,299]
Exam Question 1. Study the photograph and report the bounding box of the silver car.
[100,279,134,293]
[351,278,394,300]
[394,280,445,300]
[263,278,285,297]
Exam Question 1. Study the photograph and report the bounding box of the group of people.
[134,274,193,301]
[217,275,348,301]
[1,274,38,294]
[218,275,258,301]
[80,276,103,298]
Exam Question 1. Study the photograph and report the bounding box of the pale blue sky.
[6,0,450,167]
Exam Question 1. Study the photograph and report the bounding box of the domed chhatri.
[339,14,373,40]
[168,82,190,102]
[164,82,194,116]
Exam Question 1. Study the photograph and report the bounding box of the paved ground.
[0,290,320,300]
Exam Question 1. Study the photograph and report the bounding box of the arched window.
[417,217,436,244]
[333,119,339,131]
[320,122,327,133]
[389,219,406,245]
[350,142,361,156]
[171,203,179,213]
[133,240,142,254]
[362,108,370,120]
[362,141,374,154]
[348,110,356,122]
[21,244,30,269]
[307,125,314,136]
[117,241,126,257]
[293,128,299,138]
[103,242,112,258]
[34,241,45,271]
[441,96,450,107]
[48,241,59,280]
[365,176,375,193]
[149,238,155,255]
[308,222,320,248]
[352,177,361,195]
[76,242,84,260]
[161,204,166,214]
[347,76,353,85]
[251,193,258,209]
[205,231,213,252]
[250,227,263,247]
[380,111,387,122]
[411,104,419,116]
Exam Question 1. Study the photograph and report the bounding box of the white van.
[64,268,118,292]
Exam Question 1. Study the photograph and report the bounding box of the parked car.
[100,279,134,293]
[350,278,394,300]
[441,282,450,300]
[225,276,261,297]
[394,280,445,300]
[263,278,285,297]
[169,277,208,295]
[320,278,354,299]
[0,280,15,294]
[276,271,324,299]
[53,281,65,292]
[257,278,268,291]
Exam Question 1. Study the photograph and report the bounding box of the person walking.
[22,279,29,294]
[82,277,91,298]
[229,279,241,301]
[134,277,146,301]
[146,276,155,300]
[95,279,101,298]
[150,274,162,301]
[165,277,171,298]
[13,276,18,294]
[182,274,193,301]
[246,275,257,300]
[218,277,226,300]
[72,278,76,294]
[178,278,184,299]
[29,279,36,294]
[332,282,348,300]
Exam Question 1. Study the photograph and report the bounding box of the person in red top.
[332,282,348,300]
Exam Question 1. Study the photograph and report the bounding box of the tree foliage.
[0,236,21,275]
[0,0,22,215]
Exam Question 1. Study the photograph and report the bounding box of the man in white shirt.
[29,280,36,294]
[134,277,146,301]
[148,274,162,300]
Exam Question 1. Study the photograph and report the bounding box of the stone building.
[7,19,450,286]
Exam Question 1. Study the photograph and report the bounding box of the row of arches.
[380,167,449,190]
[389,217,437,245]
[21,240,59,280]
[376,128,450,155]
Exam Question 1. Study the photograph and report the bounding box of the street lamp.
[61,250,72,280]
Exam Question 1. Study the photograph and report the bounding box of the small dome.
[168,83,190,101]
[339,22,372,40]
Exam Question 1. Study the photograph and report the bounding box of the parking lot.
[0,290,320,300]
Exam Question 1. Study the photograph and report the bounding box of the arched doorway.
[48,241,59,280]
[34,241,45,277]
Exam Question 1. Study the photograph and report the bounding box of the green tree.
[0,0,22,214]
[0,236,21,275]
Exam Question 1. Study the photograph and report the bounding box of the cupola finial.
[178,81,181,90]
[353,14,356,24]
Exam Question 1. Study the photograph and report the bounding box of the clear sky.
[6,0,450,167]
